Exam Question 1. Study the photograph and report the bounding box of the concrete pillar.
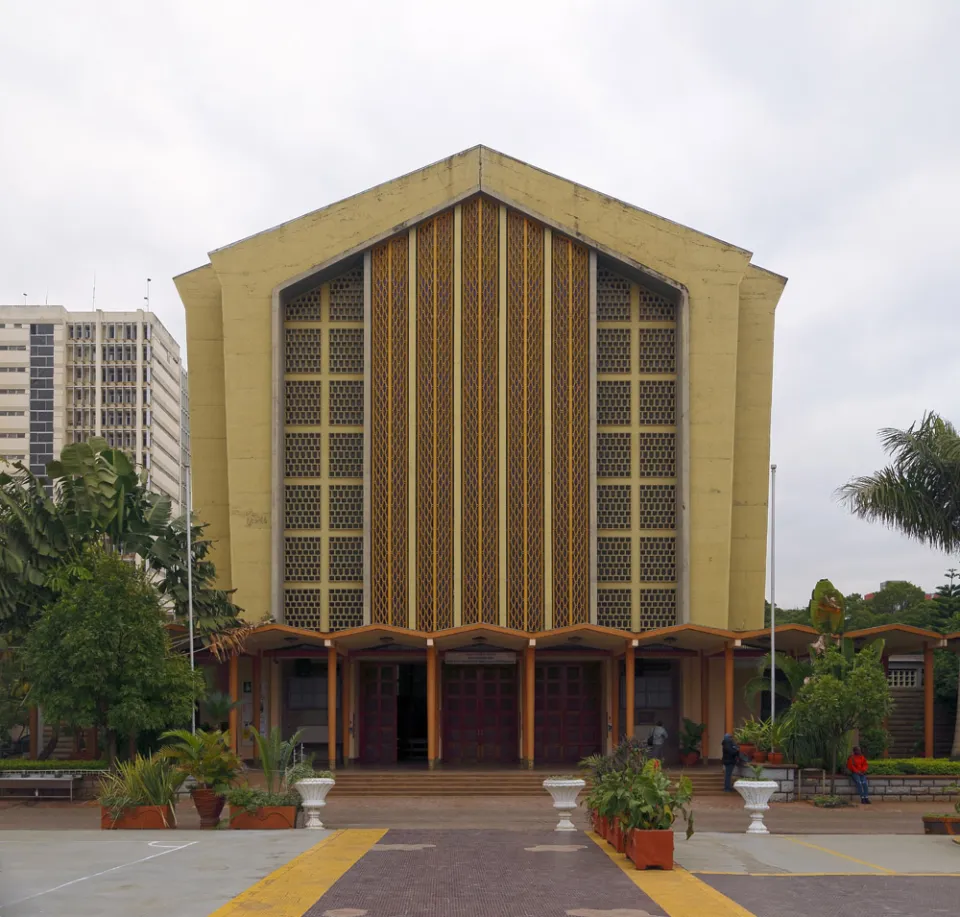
[625,642,635,739]
[427,642,438,768]
[700,651,710,763]
[327,644,338,770]
[724,643,735,736]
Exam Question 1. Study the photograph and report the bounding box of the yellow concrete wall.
[206,150,481,621]
[727,266,786,630]
[479,148,751,628]
[178,146,784,632]
[174,264,232,588]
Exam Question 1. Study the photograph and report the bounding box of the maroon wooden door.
[443,666,518,764]
[534,662,603,763]
[359,663,398,764]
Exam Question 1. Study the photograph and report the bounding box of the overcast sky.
[3,1,959,606]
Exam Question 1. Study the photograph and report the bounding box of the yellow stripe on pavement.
[587,832,756,917]
[209,828,387,917]
[782,837,894,874]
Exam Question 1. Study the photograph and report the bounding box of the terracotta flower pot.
[767,752,784,765]
[598,815,609,839]
[922,815,960,836]
[678,752,700,767]
[100,805,174,830]
[191,787,226,829]
[751,750,768,763]
[230,806,297,830]
[738,744,756,759]
[625,828,675,870]
[609,820,626,853]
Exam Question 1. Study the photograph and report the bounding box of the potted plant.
[225,727,303,829]
[752,719,770,763]
[201,690,238,732]
[98,755,186,829]
[766,721,786,766]
[733,762,778,834]
[587,769,633,851]
[287,759,335,829]
[734,718,761,760]
[543,774,586,831]
[678,718,705,766]
[922,788,960,836]
[622,761,694,870]
[160,728,242,828]
[580,736,648,840]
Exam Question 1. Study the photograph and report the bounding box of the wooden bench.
[0,775,82,801]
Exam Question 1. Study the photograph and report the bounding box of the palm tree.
[839,412,960,757]
[744,652,814,711]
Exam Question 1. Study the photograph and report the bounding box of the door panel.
[359,663,398,764]
[443,666,518,764]
[534,662,603,763]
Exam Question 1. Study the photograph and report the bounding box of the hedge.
[0,759,106,772]
[866,758,960,776]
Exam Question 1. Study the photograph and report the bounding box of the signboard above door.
[444,651,517,666]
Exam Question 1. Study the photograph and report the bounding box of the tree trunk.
[37,724,60,761]
[952,665,960,759]
[106,730,118,770]
[829,743,837,796]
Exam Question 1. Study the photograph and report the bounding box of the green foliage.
[246,727,303,795]
[786,642,892,792]
[746,763,767,780]
[621,760,694,837]
[809,579,845,633]
[0,759,106,771]
[0,648,27,743]
[812,794,850,808]
[97,754,186,823]
[286,761,334,785]
[863,758,960,776]
[0,440,243,653]
[868,581,927,616]
[734,717,765,746]
[201,690,238,728]
[679,718,705,755]
[580,735,648,781]
[744,653,814,711]
[22,547,203,766]
[223,785,301,814]
[159,729,242,792]
[858,726,892,759]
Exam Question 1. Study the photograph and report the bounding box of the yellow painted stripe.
[209,828,386,917]
[782,836,894,874]
[587,832,756,917]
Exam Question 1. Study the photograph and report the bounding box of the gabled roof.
[182,145,783,294]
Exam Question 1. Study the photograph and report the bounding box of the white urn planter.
[542,778,586,832]
[733,779,778,834]
[294,778,335,829]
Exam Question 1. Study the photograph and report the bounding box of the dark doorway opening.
[534,661,603,764]
[442,665,519,764]
[358,662,427,765]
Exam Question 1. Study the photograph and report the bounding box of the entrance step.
[327,769,727,797]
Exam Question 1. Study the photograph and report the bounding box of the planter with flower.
[225,728,303,829]
[580,737,649,847]
[922,788,960,836]
[766,721,786,766]
[734,718,763,761]
[584,769,633,851]
[752,719,771,763]
[98,754,186,829]
[678,718,705,767]
[622,761,694,870]
[160,728,242,828]
[287,760,335,829]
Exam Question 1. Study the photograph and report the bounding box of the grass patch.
[812,794,850,808]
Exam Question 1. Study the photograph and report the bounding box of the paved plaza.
[1,822,958,917]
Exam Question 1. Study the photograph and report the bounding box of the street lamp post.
[769,463,777,724]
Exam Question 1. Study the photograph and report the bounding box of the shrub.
[97,754,186,825]
[812,794,850,808]
[859,726,892,759]
[865,758,960,776]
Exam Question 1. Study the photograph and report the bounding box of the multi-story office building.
[0,307,188,514]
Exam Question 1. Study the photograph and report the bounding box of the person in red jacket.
[847,746,870,804]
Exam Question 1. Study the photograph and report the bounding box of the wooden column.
[341,658,352,767]
[700,652,710,763]
[625,641,635,739]
[427,642,438,768]
[609,656,619,750]
[924,644,935,758]
[724,643,734,736]
[28,707,39,759]
[327,644,338,770]
[524,643,536,767]
[228,654,240,754]
[882,654,890,757]
[251,654,261,761]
